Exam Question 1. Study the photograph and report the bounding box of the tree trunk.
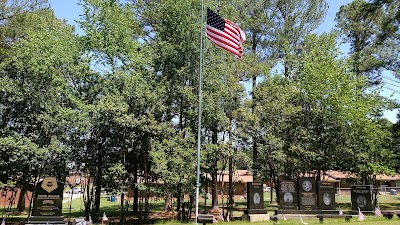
[133,163,139,213]
[83,176,92,221]
[211,125,219,210]
[189,195,195,220]
[16,185,27,212]
[164,192,172,211]
[270,175,273,204]
[228,156,233,221]
[176,185,182,220]
[93,149,102,219]
[119,192,125,225]
[275,176,280,204]
[211,172,218,209]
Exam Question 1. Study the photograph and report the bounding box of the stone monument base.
[241,213,270,222]
[26,216,67,225]
[244,209,268,214]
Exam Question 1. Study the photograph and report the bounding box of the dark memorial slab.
[318,181,336,210]
[351,185,372,211]
[28,177,65,224]
[298,177,317,210]
[245,182,267,214]
[279,180,298,210]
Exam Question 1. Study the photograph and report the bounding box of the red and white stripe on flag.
[375,206,382,216]
[206,8,246,58]
[358,209,365,221]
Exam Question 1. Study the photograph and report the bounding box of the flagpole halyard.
[195,0,206,224]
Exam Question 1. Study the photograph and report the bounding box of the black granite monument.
[279,180,298,210]
[298,177,317,210]
[28,177,65,225]
[317,181,336,210]
[351,185,372,211]
[245,182,267,214]
[242,182,269,222]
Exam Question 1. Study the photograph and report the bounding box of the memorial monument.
[27,177,66,225]
[351,185,372,211]
[279,180,298,210]
[298,177,317,210]
[317,181,336,210]
[242,182,269,222]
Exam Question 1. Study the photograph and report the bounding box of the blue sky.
[48,0,399,123]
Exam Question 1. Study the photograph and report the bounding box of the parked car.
[66,187,83,194]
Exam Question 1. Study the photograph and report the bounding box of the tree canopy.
[0,0,399,221]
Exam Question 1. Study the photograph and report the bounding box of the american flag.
[281,212,287,220]
[375,206,382,216]
[358,207,365,221]
[102,212,109,223]
[206,8,246,58]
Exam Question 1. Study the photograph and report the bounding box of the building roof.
[205,170,253,183]
[205,170,400,183]
[375,174,400,181]
[324,171,357,180]
[324,170,400,181]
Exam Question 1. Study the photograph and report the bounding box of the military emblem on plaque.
[302,180,312,192]
[283,192,293,203]
[356,196,367,207]
[351,185,372,211]
[323,193,331,205]
[41,177,58,193]
[253,192,261,205]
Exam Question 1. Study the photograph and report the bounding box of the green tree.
[249,75,299,197]
[285,33,392,180]
[137,0,200,218]
[0,7,81,212]
[201,52,247,212]
[336,0,400,82]
[230,0,328,180]
[77,0,159,221]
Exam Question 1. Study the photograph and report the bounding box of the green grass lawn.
[62,194,121,219]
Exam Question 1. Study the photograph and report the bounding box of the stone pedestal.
[241,213,270,222]
[26,216,67,225]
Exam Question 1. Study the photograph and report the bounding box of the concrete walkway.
[63,193,82,203]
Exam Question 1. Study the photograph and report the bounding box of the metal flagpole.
[195,0,206,223]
